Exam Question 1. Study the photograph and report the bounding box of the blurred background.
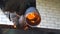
[37,0,60,29]
[0,0,60,34]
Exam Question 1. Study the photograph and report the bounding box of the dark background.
[1,28,60,34]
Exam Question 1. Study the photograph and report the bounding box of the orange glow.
[27,13,35,20]
[24,26,28,30]
[31,21,35,23]
[26,12,41,26]
[14,25,16,28]
[13,23,16,29]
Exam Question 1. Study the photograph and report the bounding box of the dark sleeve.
[3,0,20,11]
